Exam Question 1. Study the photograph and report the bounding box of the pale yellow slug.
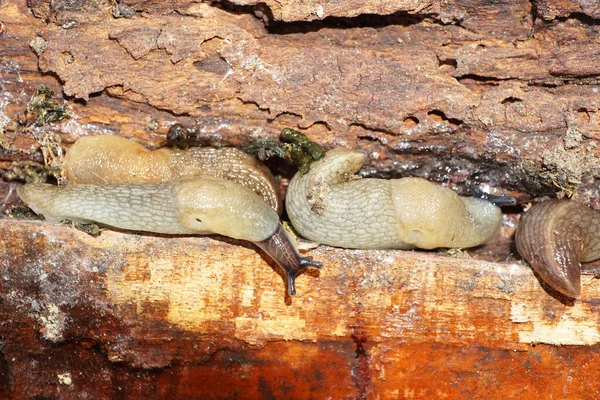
[286,148,502,250]
[17,177,320,295]
[62,135,282,214]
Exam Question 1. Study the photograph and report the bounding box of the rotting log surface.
[2,0,600,398]
[2,219,600,399]
[2,0,600,203]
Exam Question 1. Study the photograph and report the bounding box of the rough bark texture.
[1,0,600,398]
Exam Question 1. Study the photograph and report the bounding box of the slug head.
[174,177,322,295]
[173,177,280,242]
[392,178,502,249]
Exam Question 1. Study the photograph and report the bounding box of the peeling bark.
[11,0,600,202]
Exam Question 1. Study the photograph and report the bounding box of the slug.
[515,199,600,298]
[62,135,282,214]
[17,177,321,295]
[286,148,502,250]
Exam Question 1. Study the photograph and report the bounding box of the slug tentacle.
[286,148,502,250]
[515,199,600,298]
[17,177,319,295]
[255,225,322,295]
[63,135,282,214]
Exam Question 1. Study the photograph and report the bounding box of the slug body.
[515,200,600,298]
[286,148,502,250]
[63,135,282,214]
[18,177,320,295]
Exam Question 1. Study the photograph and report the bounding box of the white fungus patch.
[36,303,67,342]
[58,372,72,385]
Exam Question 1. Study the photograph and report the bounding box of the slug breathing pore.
[286,148,502,250]
[515,199,600,298]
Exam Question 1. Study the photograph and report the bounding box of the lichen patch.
[564,125,583,149]
[541,145,600,182]
[34,303,67,342]
[57,372,72,386]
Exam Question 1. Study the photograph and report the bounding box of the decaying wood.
[2,0,600,398]
[1,218,600,399]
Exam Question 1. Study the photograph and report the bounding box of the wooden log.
[2,0,600,398]
[1,219,600,398]
[3,0,599,203]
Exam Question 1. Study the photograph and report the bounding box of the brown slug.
[286,148,502,249]
[515,199,600,298]
[17,177,321,295]
[63,135,282,214]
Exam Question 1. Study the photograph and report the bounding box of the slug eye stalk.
[255,225,322,295]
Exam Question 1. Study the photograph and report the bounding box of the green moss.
[242,137,286,161]
[7,205,42,220]
[4,162,48,183]
[242,128,324,174]
[26,85,69,126]
[279,128,324,174]
[519,160,565,197]
[72,222,103,237]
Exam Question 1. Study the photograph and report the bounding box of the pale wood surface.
[2,218,600,398]
[4,219,600,351]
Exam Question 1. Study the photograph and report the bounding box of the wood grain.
[1,219,600,397]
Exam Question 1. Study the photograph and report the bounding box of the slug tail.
[535,239,582,299]
[535,238,581,298]
[516,200,583,298]
[255,224,322,295]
